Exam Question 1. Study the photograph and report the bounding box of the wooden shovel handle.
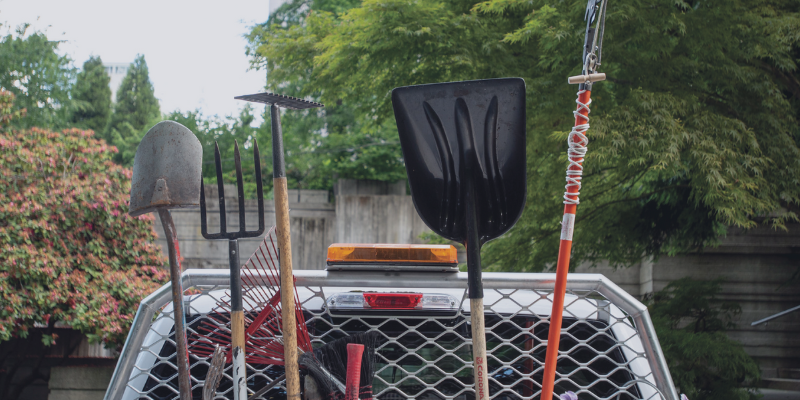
[274,177,300,400]
[470,298,490,400]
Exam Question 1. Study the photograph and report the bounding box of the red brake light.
[363,293,423,309]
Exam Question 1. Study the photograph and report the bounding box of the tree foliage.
[243,0,407,191]
[650,278,760,400]
[72,55,112,135]
[0,24,76,130]
[167,106,266,197]
[247,0,800,270]
[0,90,168,398]
[108,54,162,166]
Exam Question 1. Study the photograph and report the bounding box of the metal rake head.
[234,92,323,110]
[200,140,265,240]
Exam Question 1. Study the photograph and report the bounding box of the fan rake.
[188,226,312,374]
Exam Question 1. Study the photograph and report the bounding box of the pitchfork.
[199,140,265,400]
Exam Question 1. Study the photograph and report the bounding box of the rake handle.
[540,89,592,400]
[272,104,301,400]
[274,177,299,399]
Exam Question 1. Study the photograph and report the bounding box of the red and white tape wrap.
[563,90,591,206]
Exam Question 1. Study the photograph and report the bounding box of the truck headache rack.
[104,270,678,400]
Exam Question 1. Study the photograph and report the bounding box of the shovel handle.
[470,298,490,400]
[157,209,192,400]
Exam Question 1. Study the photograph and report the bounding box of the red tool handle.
[540,89,592,400]
[345,343,365,400]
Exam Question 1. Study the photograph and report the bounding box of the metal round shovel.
[392,78,527,400]
[130,120,203,400]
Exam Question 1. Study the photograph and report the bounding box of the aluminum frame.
[104,269,679,400]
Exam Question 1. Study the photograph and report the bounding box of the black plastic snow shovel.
[392,78,527,400]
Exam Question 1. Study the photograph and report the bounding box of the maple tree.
[248,0,800,270]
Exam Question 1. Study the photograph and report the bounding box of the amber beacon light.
[327,244,458,265]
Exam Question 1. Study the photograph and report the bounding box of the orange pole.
[540,89,592,400]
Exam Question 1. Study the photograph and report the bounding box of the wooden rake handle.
[274,177,300,400]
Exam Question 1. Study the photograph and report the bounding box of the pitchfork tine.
[214,141,227,234]
[234,141,246,233]
[254,141,265,233]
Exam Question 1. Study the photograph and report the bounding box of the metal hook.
[574,0,610,88]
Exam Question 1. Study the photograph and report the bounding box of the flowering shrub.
[0,90,168,348]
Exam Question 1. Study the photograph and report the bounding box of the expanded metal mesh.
[117,276,666,400]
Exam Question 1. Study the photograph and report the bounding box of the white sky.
[1,0,289,119]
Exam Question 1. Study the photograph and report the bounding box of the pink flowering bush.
[0,90,168,348]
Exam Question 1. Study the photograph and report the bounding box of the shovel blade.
[392,78,527,244]
[129,121,203,217]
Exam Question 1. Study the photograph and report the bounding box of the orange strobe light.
[327,244,457,265]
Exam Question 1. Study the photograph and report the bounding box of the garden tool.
[130,120,203,400]
[392,78,527,400]
[199,140,266,400]
[541,0,610,399]
[235,92,324,400]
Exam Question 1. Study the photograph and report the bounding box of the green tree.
[167,105,264,197]
[0,24,76,129]
[108,54,161,165]
[242,0,407,191]
[650,278,761,400]
[247,0,800,270]
[0,90,168,400]
[71,56,112,135]
[264,101,406,191]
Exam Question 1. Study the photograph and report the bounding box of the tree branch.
[758,61,800,100]
[605,76,633,85]
[576,184,692,225]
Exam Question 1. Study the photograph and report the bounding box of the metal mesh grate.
[107,271,674,400]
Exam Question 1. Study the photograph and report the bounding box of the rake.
[235,91,325,400]
[189,226,313,359]
[189,227,314,397]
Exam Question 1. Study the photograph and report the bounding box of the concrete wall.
[655,225,800,378]
[48,366,113,400]
[335,195,430,245]
[575,224,800,377]
[154,180,426,270]
[153,184,336,270]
